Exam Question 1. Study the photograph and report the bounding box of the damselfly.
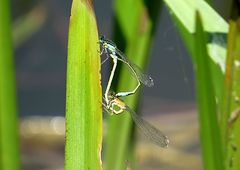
[99,36,154,106]
[103,92,169,148]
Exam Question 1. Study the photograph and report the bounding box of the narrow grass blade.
[0,0,20,170]
[13,5,47,47]
[65,0,102,170]
[221,20,238,149]
[105,1,162,170]
[222,20,240,170]
[193,12,224,170]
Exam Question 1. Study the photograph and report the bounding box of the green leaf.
[223,20,240,170]
[164,0,228,33]
[64,1,102,170]
[163,0,228,73]
[193,12,224,170]
[0,0,20,169]
[163,0,228,113]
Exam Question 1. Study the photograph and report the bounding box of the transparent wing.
[115,48,154,87]
[125,105,169,148]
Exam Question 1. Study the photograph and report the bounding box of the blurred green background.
[1,0,239,170]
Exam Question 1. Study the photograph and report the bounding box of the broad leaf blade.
[65,1,102,170]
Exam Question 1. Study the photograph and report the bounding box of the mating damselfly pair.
[99,35,169,148]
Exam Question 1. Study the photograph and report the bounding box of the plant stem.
[0,0,20,169]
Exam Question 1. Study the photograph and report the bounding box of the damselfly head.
[99,35,105,44]
[107,91,116,101]
[99,35,117,48]
[148,77,154,87]
[99,35,110,50]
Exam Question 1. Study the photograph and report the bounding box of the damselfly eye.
[99,35,105,42]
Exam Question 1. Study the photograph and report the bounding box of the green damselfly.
[99,35,154,105]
